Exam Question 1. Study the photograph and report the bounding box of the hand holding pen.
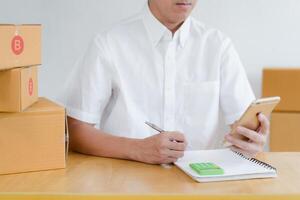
[142,121,188,165]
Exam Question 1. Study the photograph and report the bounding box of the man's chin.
[170,14,189,23]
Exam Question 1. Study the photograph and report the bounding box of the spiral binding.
[233,151,277,171]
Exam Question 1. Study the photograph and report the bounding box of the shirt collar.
[142,4,191,48]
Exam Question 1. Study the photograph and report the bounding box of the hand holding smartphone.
[225,96,281,145]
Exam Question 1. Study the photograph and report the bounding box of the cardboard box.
[263,68,300,112]
[270,112,300,152]
[0,66,38,112]
[0,97,67,175]
[0,24,41,70]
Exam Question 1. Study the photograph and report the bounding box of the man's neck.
[148,2,184,35]
[164,21,184,35]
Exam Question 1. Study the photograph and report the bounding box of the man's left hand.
[225,113,270,158]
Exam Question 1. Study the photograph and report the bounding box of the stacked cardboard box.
[0,24,67,174]
[263,68,300,152]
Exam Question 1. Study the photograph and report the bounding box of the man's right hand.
[132,132,187,164]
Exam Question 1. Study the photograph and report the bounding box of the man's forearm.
[67,117,187,164]
[68,117,140,160]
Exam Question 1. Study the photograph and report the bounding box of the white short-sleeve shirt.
[66,5,255,150]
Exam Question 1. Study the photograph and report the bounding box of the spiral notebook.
[175,148,277,182]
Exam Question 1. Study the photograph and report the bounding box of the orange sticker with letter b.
[11,35,24,55]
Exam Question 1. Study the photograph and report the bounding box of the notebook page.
[175,148,275,178]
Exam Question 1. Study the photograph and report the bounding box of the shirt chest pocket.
[183,81,220,124]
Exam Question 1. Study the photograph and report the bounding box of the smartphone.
[228,96,281,143]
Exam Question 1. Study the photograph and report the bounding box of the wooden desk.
[0,152,300,200]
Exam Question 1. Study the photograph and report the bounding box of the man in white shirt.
[66,0,270,164]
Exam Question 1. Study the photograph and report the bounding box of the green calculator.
[189,162,224,176]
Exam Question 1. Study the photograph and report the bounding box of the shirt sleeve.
[65,34,113,124]
[220,38,255,125]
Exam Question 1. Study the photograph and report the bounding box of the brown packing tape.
[14,25,21,66]
[15,24,20,35]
